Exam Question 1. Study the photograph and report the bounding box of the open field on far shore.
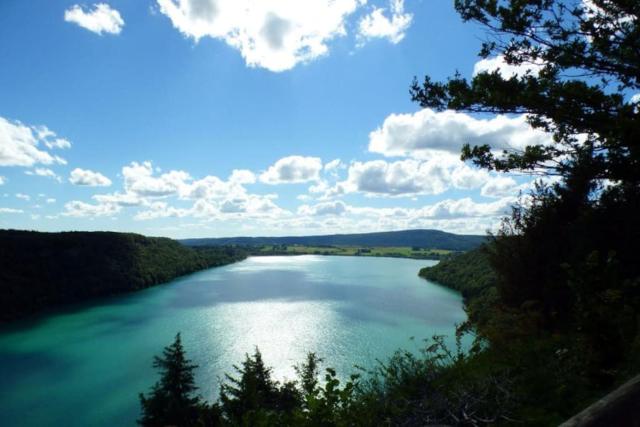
[249,244,454,260]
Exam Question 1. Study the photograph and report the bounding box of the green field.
[249,244,453,260]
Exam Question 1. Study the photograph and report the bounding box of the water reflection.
[0,256,465,427]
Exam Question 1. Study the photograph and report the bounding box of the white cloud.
[25,168,62,182]
[450,166,490,190]
[418,197,513,220]
[63,200,121,217]
[44,138,72,150]
[0,208,23,214]
[631,93,640,113]
[64,3,125,35]
[316,157,491,198]
[123,161,189,196]
[69,168,112,187]
[324,158,343,171]
[46,198,56,204]
[287,196,515,235]
[369,108,552,159]
[358,0,412,45]
[260,156,322,184]
[16,193,30,201]
[229,169,257,184]
[156,0,362,71]
[133,192,286,221]
[78,160,289,222]
[93,192,143,207]
[0,117,68,167]
[581,0,635,39]
[480,176,519,198]
[342,159,451,196]
[473,55,544,78]
[298,200,347,216]
[133,201,190,220]
[0,176,4,185]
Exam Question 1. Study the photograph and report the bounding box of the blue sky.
[0,0,545,238]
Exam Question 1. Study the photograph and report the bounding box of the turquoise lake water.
[0,255,466,426]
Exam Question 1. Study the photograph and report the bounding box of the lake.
[0,255,466,426]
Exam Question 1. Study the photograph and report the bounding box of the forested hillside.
[182,229,485,251]
[419,247,495,297]
[0,230,246,322]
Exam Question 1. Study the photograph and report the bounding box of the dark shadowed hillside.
[0,230,246,322]
[182,229,486,251]
[419,246,495,298]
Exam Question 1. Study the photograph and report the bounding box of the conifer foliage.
[139,334,203,427]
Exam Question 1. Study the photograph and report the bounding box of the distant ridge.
[181,229,486,252]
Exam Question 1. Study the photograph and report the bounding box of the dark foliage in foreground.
[411,0,640,423]
[139,334,204,427]
[0,230,246,322]
[139,334,515,427]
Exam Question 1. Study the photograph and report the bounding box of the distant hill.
[0,230,246,323]
[181,229,486,252]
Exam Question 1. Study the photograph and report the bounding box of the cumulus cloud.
[64,3,125,35]
[133,201,190,220]
[0,117,68,167]
[63,200,121,217]
[369,108,552,159]
[15,193,30,201]
[315,158,491,198]
[473,55,544,78]
[287,196,515,235]
[298,200,347,216]
[115,161,258,202]
[26,168,62,182]
[157,0,364,71]
[342,159,451,196]
[229,169,257,184]
[69,168,112,187]
[123,161,189,197]
[631,93,640,112]
[0,176,5,185]
[358,0,412,45]
[418,197,513,220]
[480,176,519,198]
[93,192,143,207]
[324,158,343,172]
[260,156,322,184]
[76,160,288,222]
[0,207,23,214]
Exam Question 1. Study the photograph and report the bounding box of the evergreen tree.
[410,0,640,392]
[219,348,300,424]
[139,333,202,427]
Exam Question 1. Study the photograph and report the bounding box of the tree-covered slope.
[419,246,495,298]
[0,230,246,322]
[182,229,486,251]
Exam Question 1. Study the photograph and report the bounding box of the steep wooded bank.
[0,230,246,323]
[419,247,495,298]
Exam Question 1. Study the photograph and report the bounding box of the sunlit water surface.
[0,255,466,426]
